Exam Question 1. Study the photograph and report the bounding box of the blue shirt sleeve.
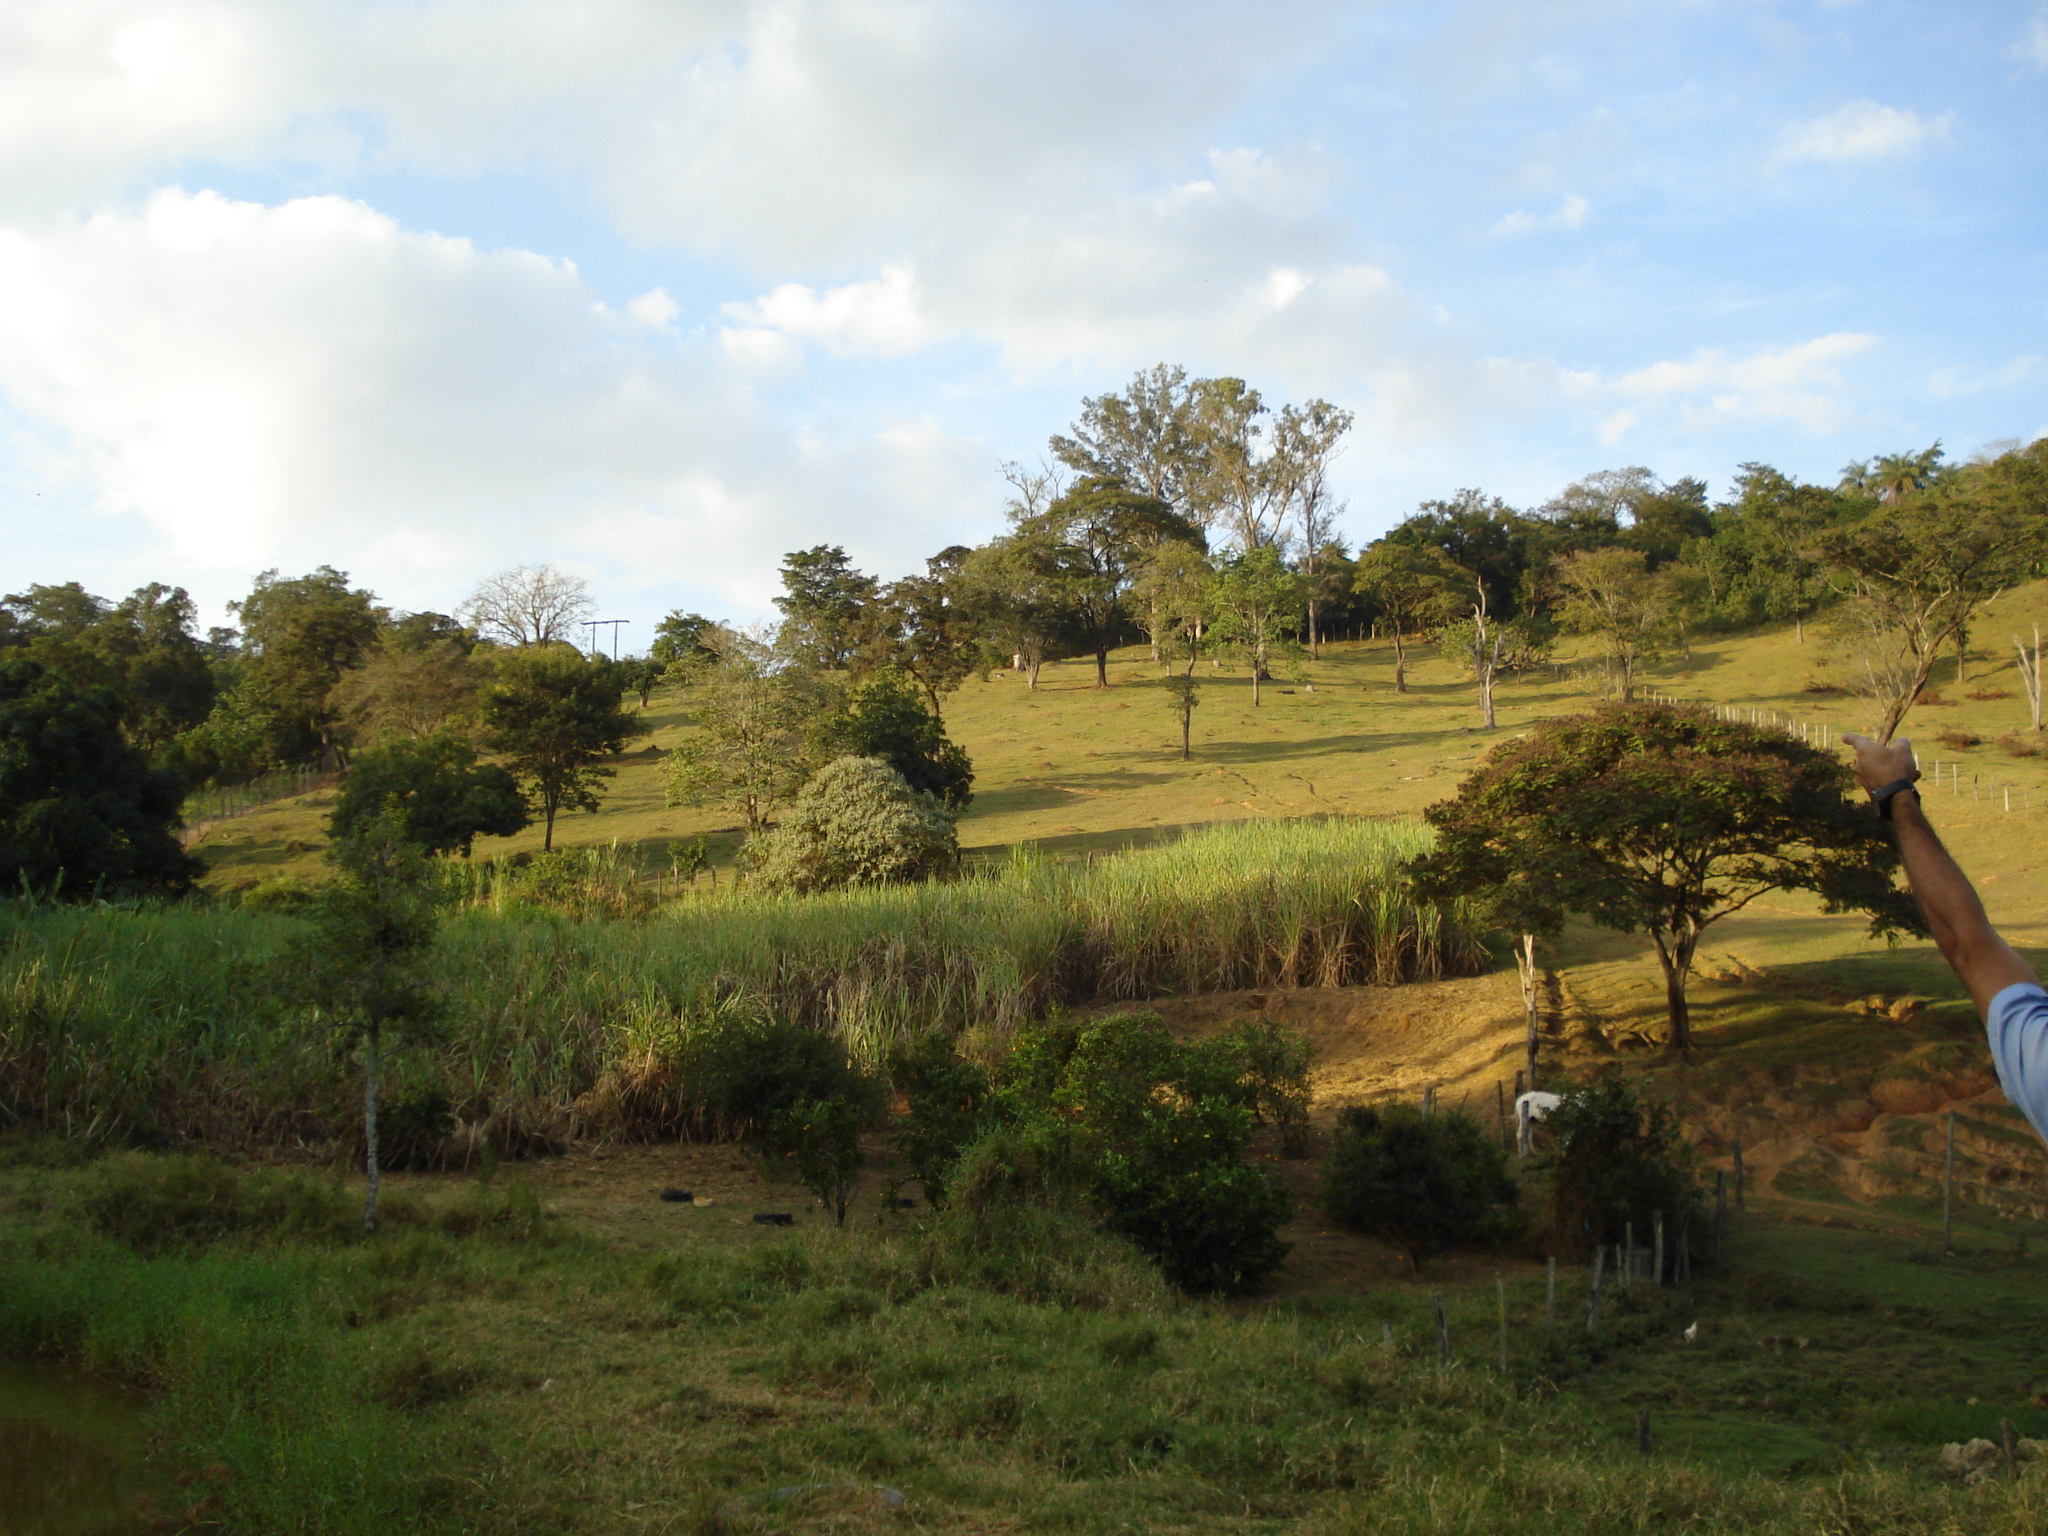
[1985,983,2048,1149]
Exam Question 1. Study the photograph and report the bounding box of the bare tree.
[463,564,595,647]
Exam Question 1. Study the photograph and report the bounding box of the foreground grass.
[1,818,1480,1149]
[6,1148,2047,1535]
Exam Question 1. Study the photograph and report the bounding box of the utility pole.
[582,619,629,659]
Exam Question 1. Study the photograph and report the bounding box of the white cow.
[1514,1091,1564,1157]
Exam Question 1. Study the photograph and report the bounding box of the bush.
[678,1006,881,1147]
[1319,1104,1518,1272]
[747,756,958,895]
[812,668,974,809]
[1543,1071,1699,1263]
[887,1034,989,1207]
[328,734,527,857]
[774,1095,869,1226]
[1183,1019,1315,1156]
[975,1011,1298,1295]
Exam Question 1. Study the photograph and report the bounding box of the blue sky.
[1,0,2042,640]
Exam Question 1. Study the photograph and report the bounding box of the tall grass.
[0,817,1479,1148]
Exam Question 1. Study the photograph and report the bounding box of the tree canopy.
[328,735,529,857]
[1407,704,1923,1052]
[479,647,645,849]
[0,655,201,899]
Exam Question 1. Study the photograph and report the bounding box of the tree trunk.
[1876,647,1945,744]
[1308,597,1320,661]
[363,1026,381,1234]
[1094,643,1109,689]
[1027,658,1042,690]
[1251,663,1262,707]
[1618,651,1636,704]
[543,790,558,850]
[1392,628,1407,693]
[1517,933,1540,1088]
[1657,934,1697,1053]
[1180,707,1191,760]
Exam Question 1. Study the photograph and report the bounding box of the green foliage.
[665,1003,879,1147]
[747,755,959,895]
[79,1152,357,1254]
[329,733,528,857]
[813,668,974,808]
[1183,1019,1315,1156]
[2,581,217,752]
[774,1094,869,1226]
[662,624,824,833]
[478,644,646,849]
[649,609,717,665]
[774,545,878,671]
[1319,1103,1518,1271]
[982,1011,1299,1295]
[886,1033,989,1207]
[1543,1072,1699,1261]
[1207,544,1305,704]
[228,565,383,759]
[1408,703,1924,1050]
[0,653,201,899]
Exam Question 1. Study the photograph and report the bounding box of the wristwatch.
[1871,774,1920,820]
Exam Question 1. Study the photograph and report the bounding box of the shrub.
[811,668,974,809]
[887,1034,989,1207]
[978,1011,1298,1295]
[1318,1104,1518,1272]
[1183,1019,1315,1156]
[1933,727,1982,750]
[747,756,959,895]
[774,1095,869,1226]
[327,734,527,857]
[678,1006,881,1146]
[1543,1071,1699,1262]
[1999,732,2041,758]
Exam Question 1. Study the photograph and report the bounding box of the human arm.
[1842,733,2039,1015]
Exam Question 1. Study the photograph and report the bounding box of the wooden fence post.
[1586,1248,1606,1334]
[1653,1211,1665,1287]
[1636,1408,1651,1458]
[1944,1109,1957,1256]
[1621,1224,1633,1293]
[1496,1276,1509,1376]
[1433,1292,1450,1369]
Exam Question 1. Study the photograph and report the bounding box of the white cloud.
[2017,11,2048,69]
[1490,194,1589,236]
[1608,332,1877,434]
[0,189,994,617]
[1772,100,1953,166]
[722,264,939,356]
[1928,356,2042,400]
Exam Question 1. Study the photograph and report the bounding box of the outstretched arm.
[1843,733,2039,1014]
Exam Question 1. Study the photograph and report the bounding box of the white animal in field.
[1514,1091,1564,1153]
[1682,1322,1698,1345]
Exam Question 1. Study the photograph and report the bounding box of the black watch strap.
[1873,775,1921,820]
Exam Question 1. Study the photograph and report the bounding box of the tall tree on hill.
[862,548,983,720]
[463,564,595,647]
[775,546,878,671]
[1717,464,1849,642]
[1352,543,1458,693]
[1048,363,1208,521]
[1556,548,1680,703]
[480,646,646,849]
[956,533,1077,690]
[1016,477,1204,689]
[1823,439,2048,741]
[1407,704,1923,1053]
[1208,546,1305,707]
[229,567,383,763]
[1271,399,1355,652]
[664,625,825,833]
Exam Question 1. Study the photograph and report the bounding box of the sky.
[1,0,2044,642]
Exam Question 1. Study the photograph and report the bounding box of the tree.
[1822,441,2048,740]
[1134,541,1209,758]
[862,549,984,719]
[812,668,973,809]
[746,756,959,895]
[229,567,383,761]
[663,625,822,832]
[1319,1104,1518,1273]
[1353,543,1458,693]
[956,533,1084,690]
[328,735,528,857]
[1049,363,1209,518]
[1207,546,1304,707]
[649,610,717,666]
[1407,704,1924,1052]
[284,813,442,1232]
[1191,377,1288,550]
[1543,1073,1698,1260]
[462,564,595,647]
[0,655,201,899]
[1840,442,1946,506]
[774,546,878,671]
[1019,477,1204,688]
[1720,464,1847,642]
[332,636,489,746]
[1555,547,1679,703]
[479,646,646,850]
[1268,399,1355,650]
[3,582,216,753]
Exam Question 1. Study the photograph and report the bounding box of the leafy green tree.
[1544,1073,1698,1261]
[229,567,383,761]
[1823,440,2048,740]
[650,610,717,666]
[0,655,201,898]
[887,1035,990,1208]
[617,657,666,710]
[333,635,490,746]
[328,735,528,856]
[813,668,972,808]
[956,532,1083,690]
[479,646,646,849]
[1556,547,1680,703]
[1049,363,1211,518]
[3,582,217,752]
[282,813,442,1232]
[775,546,878,671]
[1407,704,1923,1052]
[1207,545,1305,706]
[1319,1104,1518,1272]
[1352,543,1457,693]
[1016,477,1204,689]
[1713,464,1850,641]
[663,625,822,833]
[747,756,958,894]
[774,1096,870,1227]
[861,549,983,719]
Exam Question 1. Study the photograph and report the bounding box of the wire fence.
[180,764,338,845]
